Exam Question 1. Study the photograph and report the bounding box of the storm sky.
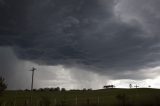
[1,0,160,90]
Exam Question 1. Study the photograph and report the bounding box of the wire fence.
[0,96,115,106]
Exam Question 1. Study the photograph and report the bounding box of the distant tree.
[25,89,30,91]
[44,88,50,91]
[33,89,37,91]
[129,84,132,89]
[54,87,60,91]
[39,88,44,91]
[0,77,7,93]
[61,88,66,92]
[83,88,87,91]
[49,88,54,91]
[88,88,92,91]
[103,85,115,89]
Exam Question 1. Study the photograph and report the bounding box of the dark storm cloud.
[1,0,160,76]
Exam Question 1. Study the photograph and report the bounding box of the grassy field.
[0,88,160,106]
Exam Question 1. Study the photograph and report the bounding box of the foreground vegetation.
[0,88,160,106]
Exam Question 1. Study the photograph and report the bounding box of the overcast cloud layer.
[1,0,160,87]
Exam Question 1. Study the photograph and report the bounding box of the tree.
[103,85,115,89]
[61,88,66,92]
[54,87,60,91]
[0,77,7,93]
[129,84,132,89]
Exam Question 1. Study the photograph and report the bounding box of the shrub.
[0,77,7,94]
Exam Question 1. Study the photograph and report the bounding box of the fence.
[0,96,107,106]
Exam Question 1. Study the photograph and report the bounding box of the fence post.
[25,99,29,106]
[54,98,57,106]
[97,96,100,105]
[36,100,39,106]
[86,98,90,106]
[75,96,77,105]
[3,101,6,106]
[13,100,16,106]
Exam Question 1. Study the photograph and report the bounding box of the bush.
[0,77,7,93]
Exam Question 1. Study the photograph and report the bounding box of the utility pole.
[134,85,139,88]
[30,67,37,91]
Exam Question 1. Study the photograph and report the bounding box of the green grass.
[0,88,160,106]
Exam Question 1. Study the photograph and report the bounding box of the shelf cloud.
[1,0,160,86]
